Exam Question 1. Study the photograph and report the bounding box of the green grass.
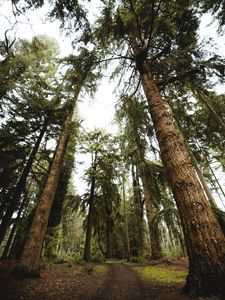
[93,264,108,277]
[132,266,187,283]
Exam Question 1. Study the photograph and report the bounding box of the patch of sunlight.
[132,266,187,283]
[94,264,108,277]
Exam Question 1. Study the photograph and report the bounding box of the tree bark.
[0,119,48,246]
[134,53,225,296]
[174,116,218,209]
[15,105,75,276]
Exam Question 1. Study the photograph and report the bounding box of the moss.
[93,264,108,277]
[132,266,187,283]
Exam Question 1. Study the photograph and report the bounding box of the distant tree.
[80,130,121,261]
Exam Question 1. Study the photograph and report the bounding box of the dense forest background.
[0,0,225,298]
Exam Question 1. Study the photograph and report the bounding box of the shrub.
[82,264,94,274]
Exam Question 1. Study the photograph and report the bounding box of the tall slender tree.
[14,50,99,275]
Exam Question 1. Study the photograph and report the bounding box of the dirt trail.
[92,261,196,300]
[0,260,197,300]
[94,261,147,300]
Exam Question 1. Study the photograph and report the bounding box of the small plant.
[54,257,66,264]
[129,256,147,263]
[91,253,105,263]
[130,256,139,263]
[94,264,108,277]
[82,264,94,274]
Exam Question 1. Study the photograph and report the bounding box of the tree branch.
[157,67,203,88]
[128,0,144,46]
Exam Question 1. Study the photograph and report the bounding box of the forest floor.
[0,257,200,300]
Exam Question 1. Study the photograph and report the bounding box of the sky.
[0,0,118,133]
[0,1,224,207]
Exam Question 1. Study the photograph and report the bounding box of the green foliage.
[91,251,105,263]
[82,264,94,274]
[129,255,148,263]
[199,0,225,27]
[78,129,123,260]
[11,0,91,43]
[93,264,108,276]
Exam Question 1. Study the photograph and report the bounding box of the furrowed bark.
[14,103,76,276]
[133,47,225,295]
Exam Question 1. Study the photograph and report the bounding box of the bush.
[72,253,83,264]
[129,255,148,263]
[54,257,67,264]
[82,264,94,274]
[130,256,140,263]
[91,252,105,263]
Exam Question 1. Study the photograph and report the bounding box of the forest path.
[93,260,195,300]
[0,259,196,300]
[94,261,148,300]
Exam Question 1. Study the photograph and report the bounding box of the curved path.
[94,261,148,300]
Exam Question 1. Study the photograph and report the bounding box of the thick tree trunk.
[0,120,48,246]
[83,175,96,262]
[173,114,219,209]
[137,58,225,296]
[14,108,74,276]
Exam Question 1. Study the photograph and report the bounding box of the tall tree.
[81,130,121,261]
[116,95,163,259]
[0,36,62,247]
[15,50,98,276]
[94,1,225,296]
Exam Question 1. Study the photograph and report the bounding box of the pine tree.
[93,1,225,296]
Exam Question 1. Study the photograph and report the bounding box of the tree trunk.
[122,173,131,261]
[131,164,144,256]
[139,161,163,260]
[83,174,96,262]
[0,119,48,246]
[175,116,219,209]
[1,192,29,259]
[135,56,225,296]
[105,216,112,259]
[14,106,75,277]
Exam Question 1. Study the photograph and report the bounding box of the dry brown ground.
[0,258,199,300]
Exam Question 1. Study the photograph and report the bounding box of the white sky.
[0,1,224,208]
